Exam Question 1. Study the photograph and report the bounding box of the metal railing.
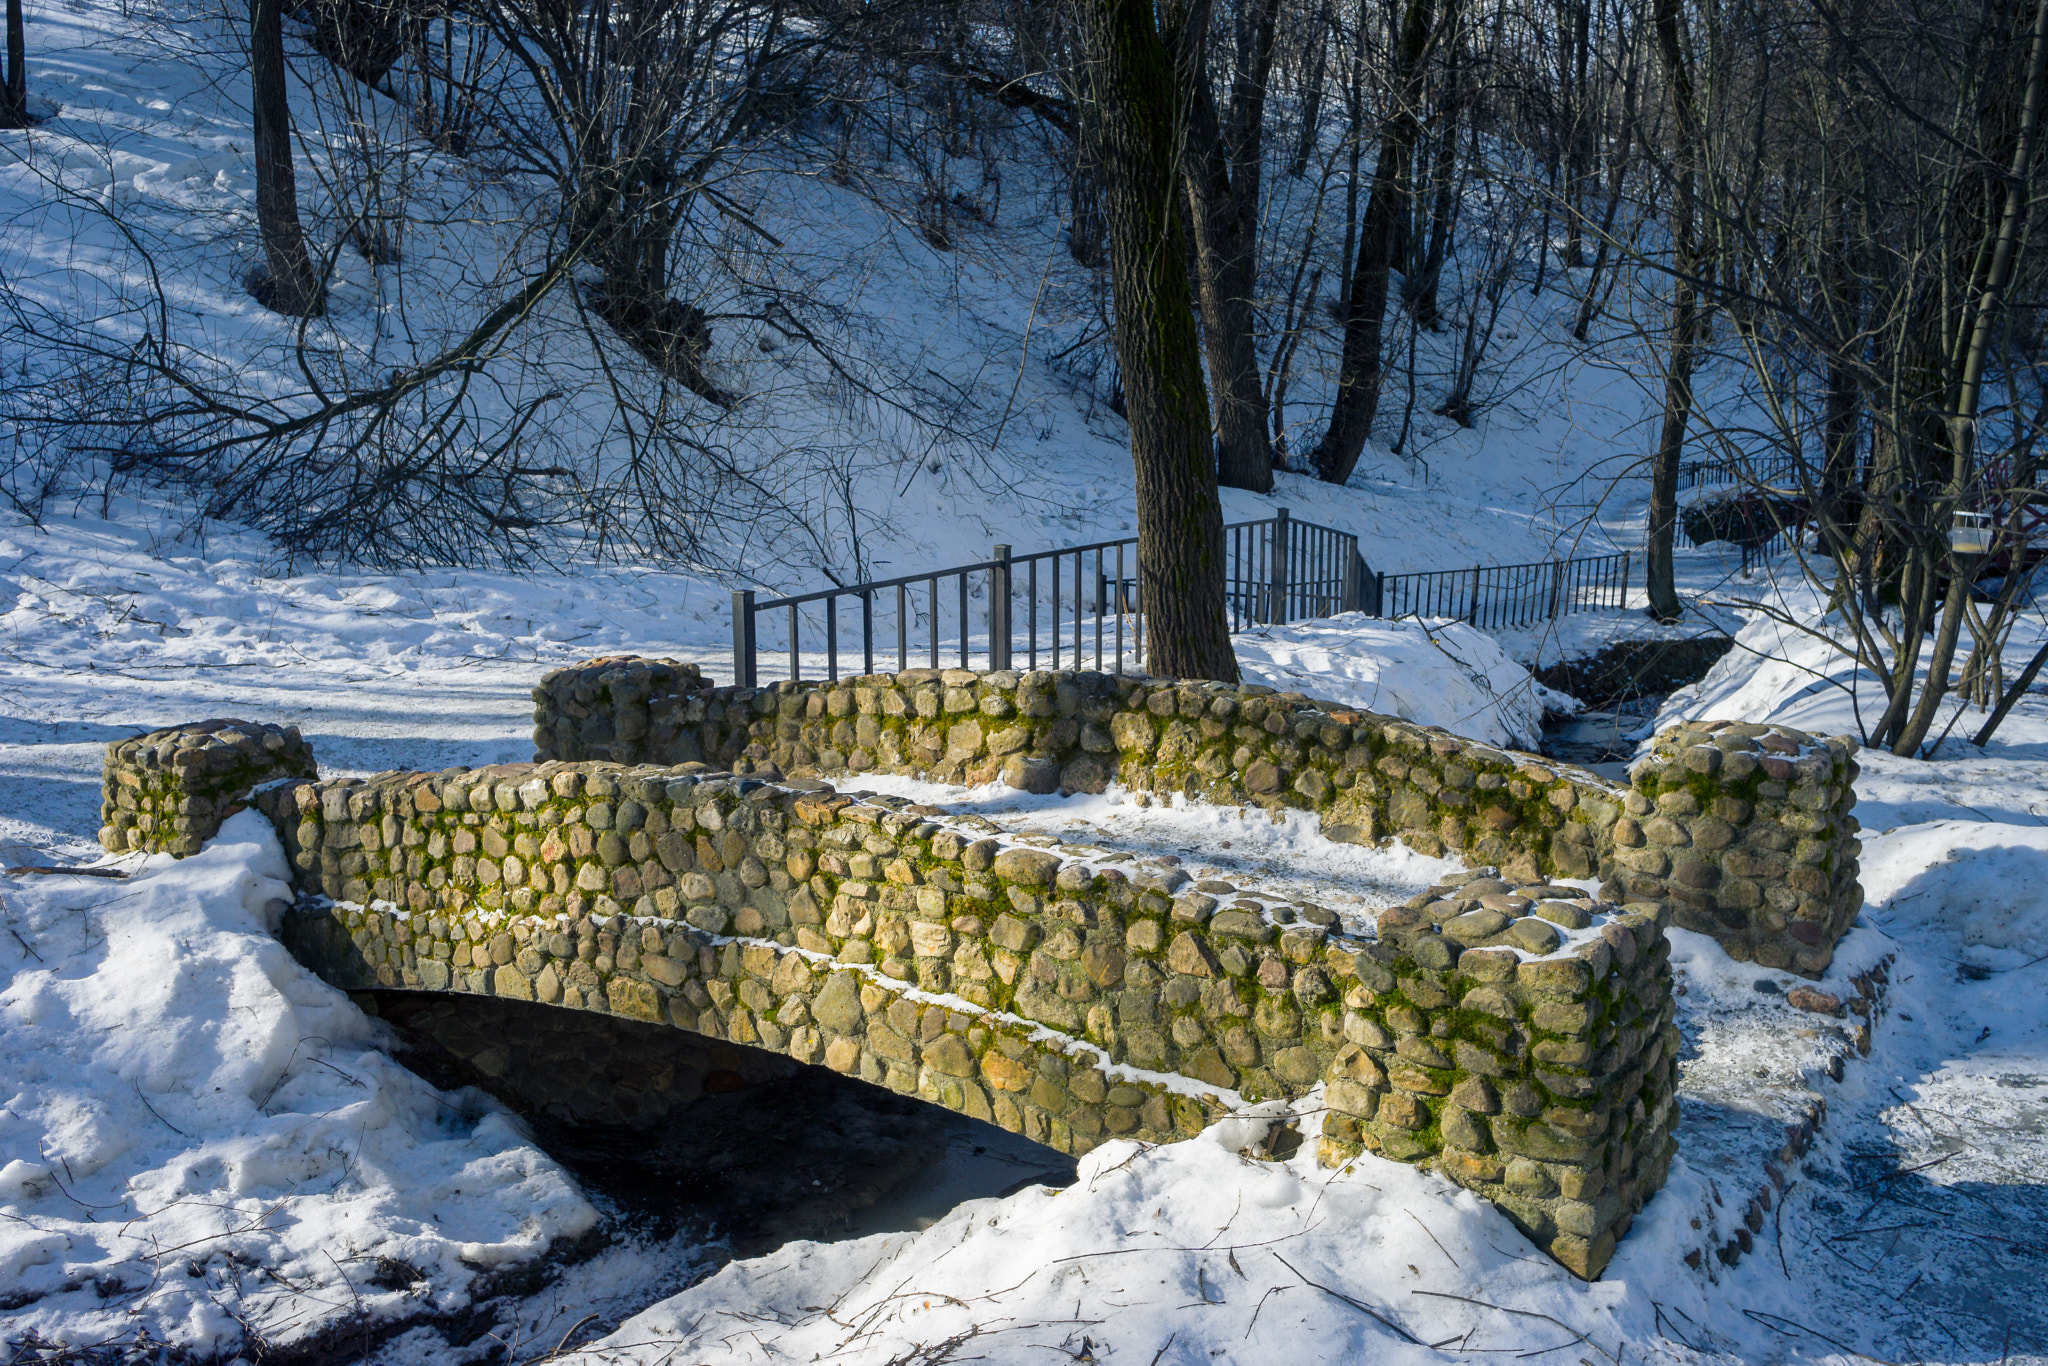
[1675,456,1805,492]
[1376,553,1632,632]
[729,511,1649,684]
[730,509,1372,685]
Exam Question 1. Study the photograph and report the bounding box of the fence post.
[862,590,875,677]
[1272,507,1291,624]
[991,544,1012,671]
[731,589,757,687]
[1372,570,1385,616]
[1619,552,1631,609]
[1342,542,1362,613]
[1548,561,1563,620]
[1467,564,1481,625]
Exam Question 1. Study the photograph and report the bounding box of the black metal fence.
[1677,458,1812,570]
[730,510,1644,685]
[1675,456,1806,492]
[731,509,1373,685]
[1377,553,1632,632]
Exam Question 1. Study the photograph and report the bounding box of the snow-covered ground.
[5,532,2048,1363]
[0,814,608,1357]
[2,0,2046,1359]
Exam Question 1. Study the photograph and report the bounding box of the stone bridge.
[97,664,1864,1281]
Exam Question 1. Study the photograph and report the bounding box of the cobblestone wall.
[251,758,1674,1278]
[1619,721,1861,974]
[532,662,1865,975]
[533,662,1624,885]
[1354,871,1679,1277]
[99,719,317,856]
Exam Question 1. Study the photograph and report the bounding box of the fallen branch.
[1273,1253,1421,1344]
[1411,1290,1618,1364]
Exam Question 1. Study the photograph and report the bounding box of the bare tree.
[1311,0,1457,485]
[1182,0,1280,492]
[1641,0,1700,622]
[1615,0,2048,753]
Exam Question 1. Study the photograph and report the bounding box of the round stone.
[1534,900,1593,930]
[1444,909,1511,943]
[1000,755,1061,794]
[1506,918,1562,954]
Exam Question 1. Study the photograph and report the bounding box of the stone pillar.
[1328,872,1679,1279]
[530,657,717,766]
[1612,721,1860,976]
[100,720,317,857]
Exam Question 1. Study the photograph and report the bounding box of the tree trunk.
[1310,0,1440,485]
[1286,0,1330,178]
[1645,0,1696,621]
[1817,200,1861,552]
[1891,0,2048,756]
[1079,0,1238,681]
[1560,0,1590,267]
[1183,0,1279,493]
[1644,279,1696,621]
[250,0,325,316]
[1,0,26,128]
[1409,37,1463,329]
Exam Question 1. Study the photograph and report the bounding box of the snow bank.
[1860,819,2048,974]
[1654,591,1872,739]
[0,813,597,1355]
[1658,580,2048,751]
[557,1122,1691,1366]
[1233,613,1575,750]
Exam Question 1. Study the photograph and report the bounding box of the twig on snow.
[1412,1290,1618,1364]
[1740,1308,1903,1365]
[1273,1253,1420,1344]
[1406,1209,1459,1268]
[132,1082,185,1136]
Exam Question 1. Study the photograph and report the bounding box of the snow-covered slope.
[0,813,598,1355]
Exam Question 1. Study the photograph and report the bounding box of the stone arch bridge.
[98,663,1863,1280]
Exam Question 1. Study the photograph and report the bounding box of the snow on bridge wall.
[532,659,1625,884]
[530,658,1863,975]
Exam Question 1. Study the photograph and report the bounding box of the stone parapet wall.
[529,662,1865,975]
[1619,721,1861,974]
[259,764,1245,1158]
[252,757,1673,1278]
[100,719,317,857]
[533,662,1626,886]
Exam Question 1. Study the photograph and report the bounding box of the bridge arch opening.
[356,989,1077,1250]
